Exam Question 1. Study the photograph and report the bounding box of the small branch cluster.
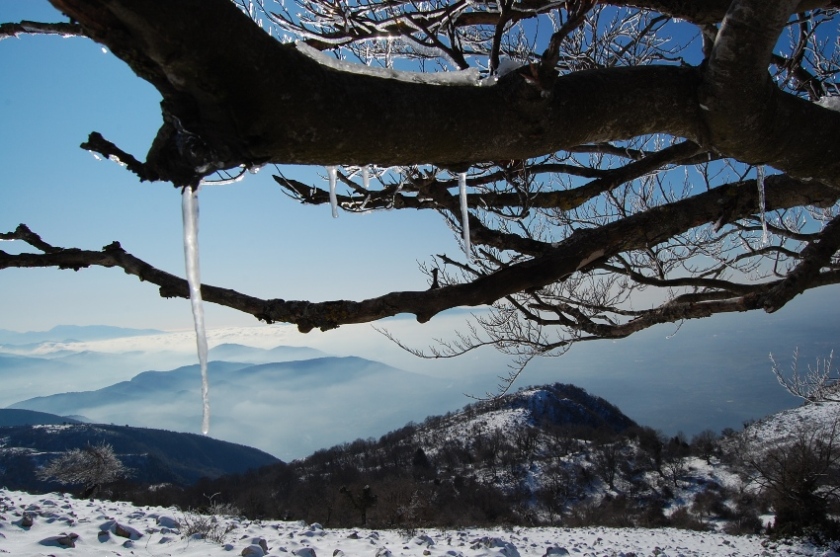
[36,443,131,497]
[773,348,840,403]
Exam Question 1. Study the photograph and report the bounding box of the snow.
[0,488,834,557]
[296,42,481,86]
[495,58,527,77]
[327,166,339,218]
[362,166,371,190]
[744,401,840,446]
[817,95,840,112]
[181,186,211,435]
[459,172,471,259]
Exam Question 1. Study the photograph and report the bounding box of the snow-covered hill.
[0,488,835,557]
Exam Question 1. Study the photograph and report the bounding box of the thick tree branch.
[700,0,840,187]
[47,0,840,191]
[0,20,83,41]
[49,0,705,185]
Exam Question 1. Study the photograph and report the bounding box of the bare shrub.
[180,511,236,544]
[36,443,130,498]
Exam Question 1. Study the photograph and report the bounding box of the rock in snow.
[0,488,838,557]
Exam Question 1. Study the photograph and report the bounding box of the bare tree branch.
[3,176,837,333]
[0,20,83,41]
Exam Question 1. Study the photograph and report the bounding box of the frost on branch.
[295,42,481,86]
[773,348,840,403]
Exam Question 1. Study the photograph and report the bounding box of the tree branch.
[48,0,840,190]
[0,20,83,41]
[3,176,836,333]
[49,0,705,180]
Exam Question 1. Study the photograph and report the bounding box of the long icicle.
[459,172,471,260]
[756,165,769,246]
[362,165,370,190]
[182,186,211,435]
[327,165,339,218]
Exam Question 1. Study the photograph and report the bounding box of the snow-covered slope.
[744,402,840,445]
[0,488,835,557]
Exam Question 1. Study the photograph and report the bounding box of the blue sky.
[0,1,460,332]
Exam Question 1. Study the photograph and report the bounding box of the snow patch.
[817,96,840,112]
[0,486,838,556]
[296,42,481,86]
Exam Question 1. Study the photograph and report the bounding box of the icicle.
[327,165,339,218]
[182,186,211,435]
[362,166,370,190]
[756,165,769,245]
[459,172,471,259]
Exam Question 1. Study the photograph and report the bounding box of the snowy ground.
[1,489,837,557]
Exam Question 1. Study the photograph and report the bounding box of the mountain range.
[6,349,471,459]
[0,325,164,346]
[1,317,836,460]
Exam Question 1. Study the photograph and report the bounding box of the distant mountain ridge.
[208,343,326,363]
[0,409,80,427]
[0,325,164,346]
[7,354,469,459]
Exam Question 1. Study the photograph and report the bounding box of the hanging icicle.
[459,172,471,260]
[327,165,339,218]
[756,165,769,245]
[362,166,370,190]
[182,186,211,435]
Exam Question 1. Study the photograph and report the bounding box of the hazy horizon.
[2,288,836,460]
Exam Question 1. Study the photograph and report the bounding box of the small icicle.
[756,165,769,245]
[459,172,471,259]
[327,166,339,218]
[362,166,370,190]
[182,186,211,435]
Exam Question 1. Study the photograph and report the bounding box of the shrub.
[36,443,130,498]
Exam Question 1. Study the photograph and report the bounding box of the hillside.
[139,383,840,538]
[152,384,686,526]
[0,422,280,492]
[4,381,839,539]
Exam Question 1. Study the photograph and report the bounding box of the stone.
[242,544,266,557]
